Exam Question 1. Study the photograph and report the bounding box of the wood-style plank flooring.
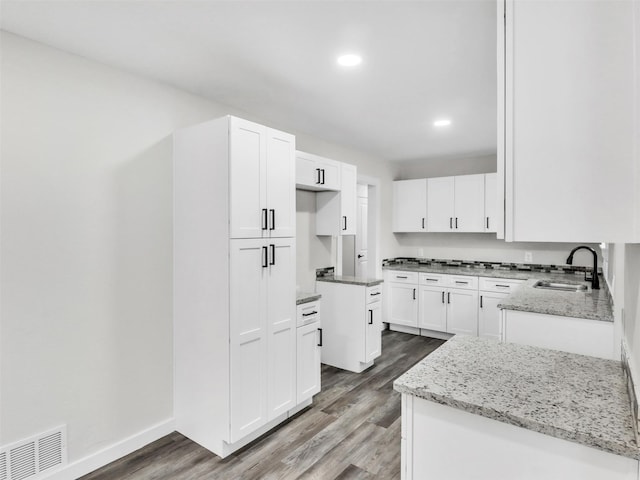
[81,331,445,480]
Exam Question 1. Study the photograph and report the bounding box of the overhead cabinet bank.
[173,116,311,458]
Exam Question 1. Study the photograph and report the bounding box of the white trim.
[43,418,175,480]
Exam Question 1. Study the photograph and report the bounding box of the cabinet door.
[296,322,321,403]
[365,302,382,362]
[387,283,418,327]
[427,177,455,232]
[393,179,427,232]
[446,288,478,336]
[478,292,507,340]
[454,174,485,232]
[229,117,267,239]
[266,238,296,419]
[318,158,341,191]
[484,173,497,233]
[418,286,447,332]
[266,129,296,238]
[296,152,320,189]
[229,239,268,442]
[340,163,357,235]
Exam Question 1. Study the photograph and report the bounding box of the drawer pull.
[370,292,381,296]
[496,284,510,288]
[302,311,318,317]
[455,281,469,285]
[396,276,408,279]
[425,278,438,282]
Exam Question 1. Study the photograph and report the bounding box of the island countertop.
[315,275,383,287]
[393,335,638,460]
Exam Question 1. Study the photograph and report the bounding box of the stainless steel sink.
[533,280,589,292]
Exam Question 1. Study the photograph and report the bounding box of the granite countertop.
[383,264,613,322]
[296,291,321,305]
[316,275,384,287]
[393,336,638,460]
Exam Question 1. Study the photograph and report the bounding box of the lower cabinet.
[418,285,478,336]
[478,292,508,340]
[316,281,383,373]
[296,301,322,404]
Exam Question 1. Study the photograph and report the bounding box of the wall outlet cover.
[524,252,533,263]
[418,248,424,257]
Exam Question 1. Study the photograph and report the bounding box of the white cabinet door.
[295,152,319,188]
[266,129,295,238]
[266,238,296,420]
[454,174,485,232]
[340,163,357,235]
[388,283,419,327]
[478,292,507,340]
[229,239,268,442]
[365,302,382,362]
[446,288,478,336]
[229,117,267,239]
[418,286,447,332]
[427,177,455,232]
[296,321,321,403]
[484,173,497,233]
[295,151,341,191]
[317,158,341,191]
[393,179,427,232]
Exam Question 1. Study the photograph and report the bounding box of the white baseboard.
[43,418,175,480]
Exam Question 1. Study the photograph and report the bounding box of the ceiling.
[0,1,497,162]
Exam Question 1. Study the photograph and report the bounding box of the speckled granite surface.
[393,336,638,460]
[384,264,612,322]
[498,278,613,322]
[296,292,321,305]
[316,275,383,287]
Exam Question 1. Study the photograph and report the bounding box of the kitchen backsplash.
[316,266,335,278]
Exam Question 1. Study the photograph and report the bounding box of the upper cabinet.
[316,162,357,236]
[484,173,497,233]
[230,117,295,239]
[392,179,427,232]
[295,151,341,191]
[500,0,639,242]
[426,177,455,232]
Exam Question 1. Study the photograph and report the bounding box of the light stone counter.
[316,275,383,287]
[393,335,638,460]
[296,291,321,305]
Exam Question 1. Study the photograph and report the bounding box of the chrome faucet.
[566,245,600,290]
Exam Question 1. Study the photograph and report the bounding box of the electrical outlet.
[418,248,424,257]
[524,252,533,263]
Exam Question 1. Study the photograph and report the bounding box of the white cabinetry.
[174,116,300,459]
[296,301,321,404]
[316,162,357,236]
[385,271,419,328]
[501,0,638,242]
[315,281,383,373]
[393,179,427,232]
[454,174,485,232]
[426,177,454,232]
[296,150,341,191]
[478,277,524,340]
[501,310,616,360]
[230,117,295,239]
[484,173,497,233]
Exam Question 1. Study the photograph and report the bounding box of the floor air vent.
[0,426,66,480]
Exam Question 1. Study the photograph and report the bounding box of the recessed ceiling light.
[433,119,452,127]
[337,54,362,67]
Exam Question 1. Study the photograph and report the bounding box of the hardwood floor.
[81,331,445,480]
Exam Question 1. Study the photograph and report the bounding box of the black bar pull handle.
[486,217,490,229]
[318,328,323,346]
[447,292,451,304]
[480,295,483,308]
[442,291,445,303]
[396,275,408,279]
[413,288,416,300]
[455,281,468,285]
[368,309,374,325]
[302,311,318,317]
[422,218,425,229]
[262,208,268,230]
[262,246,268,268]
[343,216,347,231]
[321,169,326,184]
[449,217,453,229]
[316,168,321,184]
[269,209,275,231]
[455,217,458,229]
[269,244,275,265]
[370,292,381,296]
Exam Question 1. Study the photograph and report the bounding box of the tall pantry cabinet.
[174,116,298,458]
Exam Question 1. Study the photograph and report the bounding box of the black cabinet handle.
[396,275,408,279]
[321,169,325,184]
[455,217,458,229]
[302,311,318,317]
[318,328,323,346]
[269,209,275,231]
[455,281,468,285]
[486,217,490,229]
[370,292,381,296]
[368,309,373,325]
[262,246,268,268]
[262,209,268,230]
[447,292,450,304]
[269,244,275,265]
[449,217,453,229]
[496,284,510,288]
[422,218,425,229]
[425,278,438,282]
[480,295,483,308]
[442,291,445,303]
[413,288,416,300]
[316,168,321,184]
[343,216,347,231]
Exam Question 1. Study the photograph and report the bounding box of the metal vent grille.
[1,426,66,480]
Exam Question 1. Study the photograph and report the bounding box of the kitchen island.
[394,335,639,480]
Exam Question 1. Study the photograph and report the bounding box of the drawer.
[297,301,320,327]
[386,270,419,284]
[444,275,478,290]
[419,273,445,286]
[478,277,525,294]
[366,285,383,304]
